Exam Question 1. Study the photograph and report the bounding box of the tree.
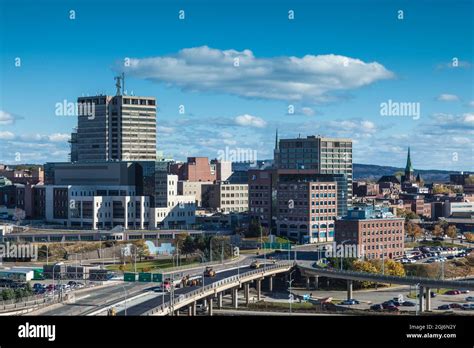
[246,218,263,238]
[396,208,418,221]
[465,232,474,242]
[2,288,15,301]
[384,259,406,277]
[445,225,457,244]
[433,224,444,237]
[406,222,423,241]
[132,240,150,262]
[181,235,196,256]
[351,260,379,288]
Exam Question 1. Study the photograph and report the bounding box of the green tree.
[247,218,263,238]
[132,240,150,262]
[181,235,196,256]
[1,288,15,301]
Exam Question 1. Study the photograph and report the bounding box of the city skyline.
[0,0,473,171]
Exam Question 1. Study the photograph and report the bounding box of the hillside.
[353,163,459,183]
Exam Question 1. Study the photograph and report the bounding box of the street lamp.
[121,284,128,316]
[287,269,296,315]
[41,239,49,265]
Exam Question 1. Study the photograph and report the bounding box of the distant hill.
[353,163,458,183]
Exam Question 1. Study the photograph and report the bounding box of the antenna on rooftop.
[114,73,125,96]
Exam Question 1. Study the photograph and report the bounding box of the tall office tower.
[276,135,353,205]
[75,76,157,162]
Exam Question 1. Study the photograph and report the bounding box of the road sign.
[138,272,152,282]
[263,242,291,250]
[124,272,137,282]
[152,273,163,282]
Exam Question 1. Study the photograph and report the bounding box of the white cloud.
[468,101,474,107]
[0,111,15,125]
[0,131,15,140]
[463,113,474,123]
[48,133,70,142]
[234,114,267,128]
[301,107,316,116]
[436,94,459,102]
[157,126,175,134]
[121,46,394,103]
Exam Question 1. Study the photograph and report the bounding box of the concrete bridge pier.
[244,283,250,305]
[217,292,223,309]
[418,286,424,313]
[187,304,193,316]
[268,275,274,292]
[347,280,353,300]
[425,287,431,312]
[314,276,319,289]
[232,287,239,309]
[208,297,213,316]
[203,298,208,308]
[306,277,311,290]
[256,278,262,301]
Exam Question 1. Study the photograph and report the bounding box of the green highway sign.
[152,273,163,282]
[138,272,152,282]
[263,242,291,250]
[124,272,137,282]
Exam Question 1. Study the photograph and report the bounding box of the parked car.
[461,290,470,294]
[449,303,464,309]
[438,304,451,310]
[402,301,416,307]
[466,296,474,302]
[370,304,383,311]
[341,299,360,305]
[385,305,399,312]
[462,304,474,310]
[445,290,461,295]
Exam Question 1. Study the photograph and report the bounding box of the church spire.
[405,147,413,173]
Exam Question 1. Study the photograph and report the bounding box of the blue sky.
[0,0,473,171]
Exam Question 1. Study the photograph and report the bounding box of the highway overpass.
[298,264,474,312]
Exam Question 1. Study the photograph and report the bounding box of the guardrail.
[145,261,294,316]
[0,296,57,313]
[298,264,474,290]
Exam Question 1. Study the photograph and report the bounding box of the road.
[116,263,270,316]
[29,282,152,316]
[288,286,474,314]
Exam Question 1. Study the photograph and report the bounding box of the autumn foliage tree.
[406,222,423,241]
[445,225,457,243]
[432,224,444,237]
